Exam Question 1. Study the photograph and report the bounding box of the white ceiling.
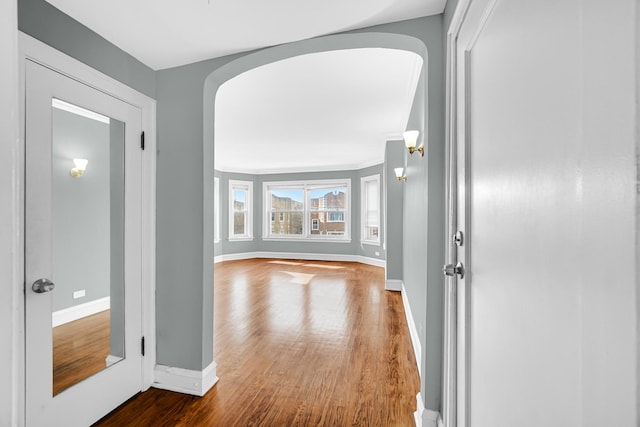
[215,48,423,174]
[44,0,434,174]
[45,0,446,70]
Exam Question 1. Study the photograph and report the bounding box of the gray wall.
[443,0,460,34]
[384,140,404,281]
[214,165,385,260]
[18,0,156,98]
[52,108,111,312]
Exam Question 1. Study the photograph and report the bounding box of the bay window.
[264,179,350,241]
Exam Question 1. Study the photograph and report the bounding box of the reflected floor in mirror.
[95,259,419,426]
[53,310,113,396]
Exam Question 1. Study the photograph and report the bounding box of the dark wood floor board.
[95,259,419,426]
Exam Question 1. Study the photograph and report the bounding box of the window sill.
[262,237,352,243]
[228,237,254,242]
[361,240,381,246]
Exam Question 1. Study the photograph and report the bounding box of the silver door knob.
[443,262,464,279]
[32,278,55,293]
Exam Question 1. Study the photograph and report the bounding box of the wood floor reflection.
[95,259,420,426]
[53,310,111,395]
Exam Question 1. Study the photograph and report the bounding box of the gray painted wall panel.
[18,0,156,98]
[384,140,404,280]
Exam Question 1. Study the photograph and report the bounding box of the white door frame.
[442,1,500,426]
[17,32,156,425]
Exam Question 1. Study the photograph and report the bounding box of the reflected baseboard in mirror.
[52,309,122,395]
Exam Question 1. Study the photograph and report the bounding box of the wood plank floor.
[53,310,111,395]
[95,259,419,426]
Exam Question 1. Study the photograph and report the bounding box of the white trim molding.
[52,296,110,327]
[385,279,403,291]
[153,361,219,397]
[214,251,385,268]
[105,355,122,367]
[414,393,443,427]
[401,283,421,377]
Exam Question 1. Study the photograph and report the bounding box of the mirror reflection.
[51,99,125,396]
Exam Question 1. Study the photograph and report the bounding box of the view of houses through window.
[265,180,350,240]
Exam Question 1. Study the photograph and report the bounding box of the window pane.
[233,189,246,211]
[270,211,303,235]
[309,188,346,211]
[234,212,245,235]
[365,226,379,239]
[311,212,345,236]
[271,189,303,210]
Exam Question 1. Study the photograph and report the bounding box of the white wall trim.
[153,361,218,397]
[105,355,122,367]
[214,251,385,268]
[385,279,403,291]
[401,283,422,377]
[19,32,157,394]
[414,393,442,427]
[52,297,110,327]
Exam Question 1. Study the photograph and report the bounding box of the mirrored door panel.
[50,99,126,395]
[26,59,142,427]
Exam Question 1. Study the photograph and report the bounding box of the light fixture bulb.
[403,130,424,157]
[70,158,88,178]
[394,167,406,182]
[403,130,419,149]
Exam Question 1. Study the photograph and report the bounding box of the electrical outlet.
[73,289,86,299]
[375,251,380,256]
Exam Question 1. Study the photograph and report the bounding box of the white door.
[25,60,143,427]
[450,0,638,426]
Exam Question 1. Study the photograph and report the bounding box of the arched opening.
[202,32,429,413]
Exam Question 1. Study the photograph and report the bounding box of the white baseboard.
[414,393,442,427]
[214,251,386,268]
[152,360,218,397]
[385,279,403,291]
[52,296,110,327]
[401,284,421,377]
[105,355,122,367]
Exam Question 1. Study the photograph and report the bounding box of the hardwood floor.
[95,259,419,426]
[53,310,112,395]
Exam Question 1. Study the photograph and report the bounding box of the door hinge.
[141,131,145,150]
[141,336,145,356]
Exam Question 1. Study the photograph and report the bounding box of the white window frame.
[361,174,381,245]
[311,218,319,231]
[228,179,253,241]
[214,177,220,243]
[263,179,351,242]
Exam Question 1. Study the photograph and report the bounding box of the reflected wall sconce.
[403,130,424,157]
[394,167,407,182]
[70,158,88,178]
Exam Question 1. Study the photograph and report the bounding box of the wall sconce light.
[394,167,407,182]
[403,130,424,157]
[70,158,88,178]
